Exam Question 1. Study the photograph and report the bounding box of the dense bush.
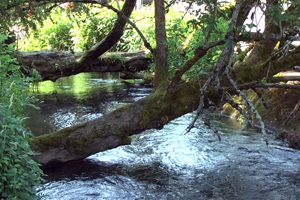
[0,32,43,199]
[21,11,74,51]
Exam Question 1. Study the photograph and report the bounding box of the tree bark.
[18,51,150,81]
[30,43,300,167]
[30,45,300,167]
[233,0,280,82]
[153,0,169,89]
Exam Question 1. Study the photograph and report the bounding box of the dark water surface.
[27,73,300,200]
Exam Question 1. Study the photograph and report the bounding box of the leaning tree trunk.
[30,79,202,167]
[22,0,138,82]
[76,0,137,69]
[29,40,300,167]
[233,0,280,82]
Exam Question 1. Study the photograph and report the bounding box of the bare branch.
[269,76,300,83]
[170,0,261,87]
[203,117,221,141]
[100,2,154,53]
[185,0,246,139]
[224,67,269,145]
[236,32,300,43]
[164,0,176,11]
[186,75,213,133]
[281,99,300,126]
[169,39,225,88]
[222,91,255,132]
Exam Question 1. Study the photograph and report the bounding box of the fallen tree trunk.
[30,81,202,167]
[17,51,150,82]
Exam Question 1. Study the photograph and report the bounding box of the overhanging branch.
[75,0,137,69]
[100,2,154,53]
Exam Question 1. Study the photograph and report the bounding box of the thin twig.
[224,67,268,145]
[186,75,213,133]
[282,99,300,126]
[101,2,154,53]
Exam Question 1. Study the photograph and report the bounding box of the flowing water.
[27,73,300,200]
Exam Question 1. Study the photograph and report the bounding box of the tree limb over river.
[10,0,299,166]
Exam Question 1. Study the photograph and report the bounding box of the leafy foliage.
[0,0,55,32]
[0,32,43,199]
[41,14,74,51]
[165,5,230,78]
[72,8,119,51]
[21,6,143,52]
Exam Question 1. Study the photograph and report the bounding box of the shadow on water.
[29,73,300,200]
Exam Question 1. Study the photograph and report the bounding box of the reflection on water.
[29,73,300,199]
[32,73,120,98]
[27,72,152,136]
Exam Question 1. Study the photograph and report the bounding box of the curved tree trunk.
[19,0,138,82]
[75,0,137,69]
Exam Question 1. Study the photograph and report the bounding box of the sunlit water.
[27,72,152,136]
[27,73,300,200]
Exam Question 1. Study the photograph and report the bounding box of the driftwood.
[17,50,151,82]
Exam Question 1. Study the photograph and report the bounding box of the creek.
[27,73,300,200]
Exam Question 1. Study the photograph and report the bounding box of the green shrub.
[0,32,43,200]
[38,11,74,51]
